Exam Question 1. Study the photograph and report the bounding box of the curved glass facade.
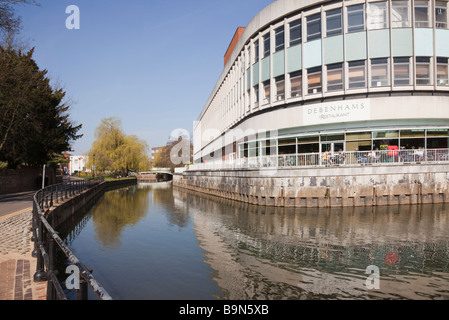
[193,0,449,165]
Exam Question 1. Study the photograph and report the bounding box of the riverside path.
[0,191,47,300]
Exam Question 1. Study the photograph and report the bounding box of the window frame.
[435,1,448,29]
[290,71,303,98]
[326,8,342,36]
[368,1,389,30]
[275,76,285,101]
[289,19,302,47]
[275,26,285,52]
[415,56,432,85]
[347,4,365,33]
[393,57,411,86]
[262,80,271,105]
[307,67,322,94]
[414,0,431,28]
[437,57,449,85]
[254,40,259,63]
[306,13,321,41]
[391,0,411,28]
[348,60,367,88]
[263,33,270,58]
[371,58,390,87]
[326,63,344,91]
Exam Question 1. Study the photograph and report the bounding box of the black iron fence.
[31,178,113,300]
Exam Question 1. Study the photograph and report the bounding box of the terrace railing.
[187,148,449,171]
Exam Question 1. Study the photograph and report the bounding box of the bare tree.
[0,0,39,47]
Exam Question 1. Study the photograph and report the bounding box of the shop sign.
[303,98,371,125]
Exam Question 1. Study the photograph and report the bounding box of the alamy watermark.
[365,265,380,290]
[66,5,80,30]
[65,265,80,290]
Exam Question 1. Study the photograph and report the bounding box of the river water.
[58,182,449,300]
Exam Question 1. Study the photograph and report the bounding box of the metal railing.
[31,177,113,300]
[187,148,449,171]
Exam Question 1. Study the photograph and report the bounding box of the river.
[57,182,449,300]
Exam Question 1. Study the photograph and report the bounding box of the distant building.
[69,155,89,175]
[151,146,165,160]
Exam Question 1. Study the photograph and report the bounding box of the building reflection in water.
[59,183,449,300]
[173,187,449,300]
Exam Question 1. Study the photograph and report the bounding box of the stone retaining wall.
[173,164,449,207]
[46,178,137,229]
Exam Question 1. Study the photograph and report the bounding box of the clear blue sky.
[14,0,274,155]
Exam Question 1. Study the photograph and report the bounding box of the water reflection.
[173,187,449,300]
[60,183,449,300]
[91,185,150,248]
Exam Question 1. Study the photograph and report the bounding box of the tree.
[153,133,192,172]
[0,0,39,46]
[0,46,82,168]
[87,117,150,175]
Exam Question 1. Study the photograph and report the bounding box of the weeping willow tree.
[87,117,150,175]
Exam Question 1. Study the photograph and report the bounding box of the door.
[321,141,344,153]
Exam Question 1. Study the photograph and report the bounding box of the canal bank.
[45,178,137,229]
[173,163,449,208]
[0,177,137,301]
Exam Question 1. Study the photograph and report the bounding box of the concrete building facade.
[192,0,449,166]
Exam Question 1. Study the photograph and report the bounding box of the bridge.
[135,171,173,183]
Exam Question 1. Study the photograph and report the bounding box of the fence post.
[31,202,38,258]
[46,234,57,300]
[77,277,89,300]
[33,215,47,282]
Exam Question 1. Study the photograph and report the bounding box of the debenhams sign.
[303,99,370,125]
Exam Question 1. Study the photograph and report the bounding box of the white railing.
[187,148,449,171]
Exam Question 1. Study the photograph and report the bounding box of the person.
[355,148,367,164]
[322,151,333,166]
[338,149,345,164]
[414,147,424,162]
[368,150,377,163]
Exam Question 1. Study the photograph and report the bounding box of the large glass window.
[373,130,399,151]
[416,57,432,85]
[371,58,389,87]
[297,136,319,154]
[437,57,449,85]
[436,1,448,28]
[307,67,322,94]
[290,71,302,97]
[275,76,285,101]
[275,26,285,52]
[393,57,411,85]
[307,13,321,41]
[263,33,270,58]
[415,1,430,27]
[327,63,344,91]
[278,138,296,155]
[348,60,366,88]
[347,4,365,32]
[289,19,302,46]
[427,129,449,148]
[326,8,342,36]
[368,1,389,29]
[392,1,410,27]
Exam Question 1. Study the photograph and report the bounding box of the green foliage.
[87,117,151,175]
[0,46,82,168]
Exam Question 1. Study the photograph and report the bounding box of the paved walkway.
[0,206,47,300]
